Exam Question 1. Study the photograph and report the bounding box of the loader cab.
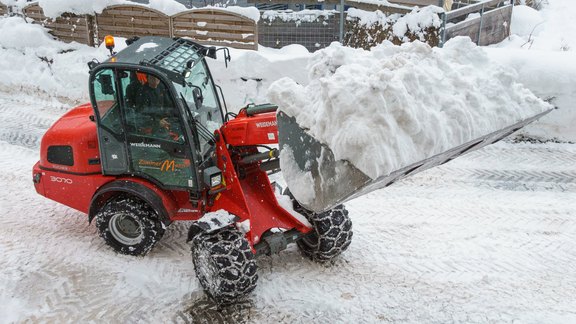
[88,37,225,191]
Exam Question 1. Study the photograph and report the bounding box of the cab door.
[91,68,129,175]
[118,69,199,190]
[91,67,199,190]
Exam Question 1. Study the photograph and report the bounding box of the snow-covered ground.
[1,0,576,322]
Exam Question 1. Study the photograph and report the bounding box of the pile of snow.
[490,0,576,141]
[509,5,545,37]
[0,17,108,102]
[269,38,551,185]
[485,48,576,141]
[207,44,311,109]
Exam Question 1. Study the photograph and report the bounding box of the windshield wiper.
[180,93,215,144]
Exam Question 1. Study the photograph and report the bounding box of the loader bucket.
[277,109,553,213]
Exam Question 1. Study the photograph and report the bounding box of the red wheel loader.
[32,36,551,303]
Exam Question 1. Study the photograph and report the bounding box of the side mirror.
[207,47,217,59]
[193,87,203,108]
[99,74,114,95]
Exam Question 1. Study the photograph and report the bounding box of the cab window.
[119,70,196,189]
[93,69,121,134]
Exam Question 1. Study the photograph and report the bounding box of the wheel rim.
[109,213,143,246]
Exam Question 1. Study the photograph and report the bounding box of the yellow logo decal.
[161,160,176,172]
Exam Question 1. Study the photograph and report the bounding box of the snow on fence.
[345,7,443,49]
[259,10,340,51]
[252,0,510,50]
[11,0,510,51]
[441,0,513,46]
[22,4,95,46]
[95,5,171,41]
[18,3,258,50]
[172,9,258,50]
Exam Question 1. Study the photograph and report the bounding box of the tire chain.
[95,196,165,256]
[296,205,353,263]
[191,227,258,305]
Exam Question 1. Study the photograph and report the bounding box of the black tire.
[296,205,353,263]
[191,227,258,304]
[95,196,165,256]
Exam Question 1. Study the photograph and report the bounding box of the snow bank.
[207,44,310,109]
[485,48,576,142]
[499,0,576,51]
[269,38,551,182]
[510,5,544,37]
[0,17,108,102]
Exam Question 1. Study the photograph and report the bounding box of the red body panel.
[33,103,311,247]
[209,129,310,245]
[39,103,101,175]
[221,110,278,146]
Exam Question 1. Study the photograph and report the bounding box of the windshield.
[174,59,223,155]
[176,60,223,131]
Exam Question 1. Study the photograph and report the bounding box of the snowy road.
[1,92,576,323]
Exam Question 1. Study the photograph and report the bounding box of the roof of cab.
[107,36,176,65]
[106,36,205,75]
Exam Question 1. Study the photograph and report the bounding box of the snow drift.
[269,38,551,187]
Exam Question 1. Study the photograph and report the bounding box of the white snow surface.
[269,38,550,180]
[510,5,545,37]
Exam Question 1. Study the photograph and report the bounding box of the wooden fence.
[10,1,512,50]
[18,3,258,50]
[0,3,8,16]
[441,0,513,46]
[95,5,171,42]
[172,8,258,50]
[23,4,94,46]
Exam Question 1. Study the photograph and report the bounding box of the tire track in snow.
[0,96,61,149]
[2,93,576,322]
[455,142,576,167]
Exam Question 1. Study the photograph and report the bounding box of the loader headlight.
[203,166,223,188]
[210,174,222,187]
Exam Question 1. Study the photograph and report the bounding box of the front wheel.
[190,227,258,304]
[296,205,353,263]
[95,196,165,256]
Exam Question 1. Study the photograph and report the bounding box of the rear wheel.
[296,205,353,263]
[95,196,165,256]
[190,227,258,304]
